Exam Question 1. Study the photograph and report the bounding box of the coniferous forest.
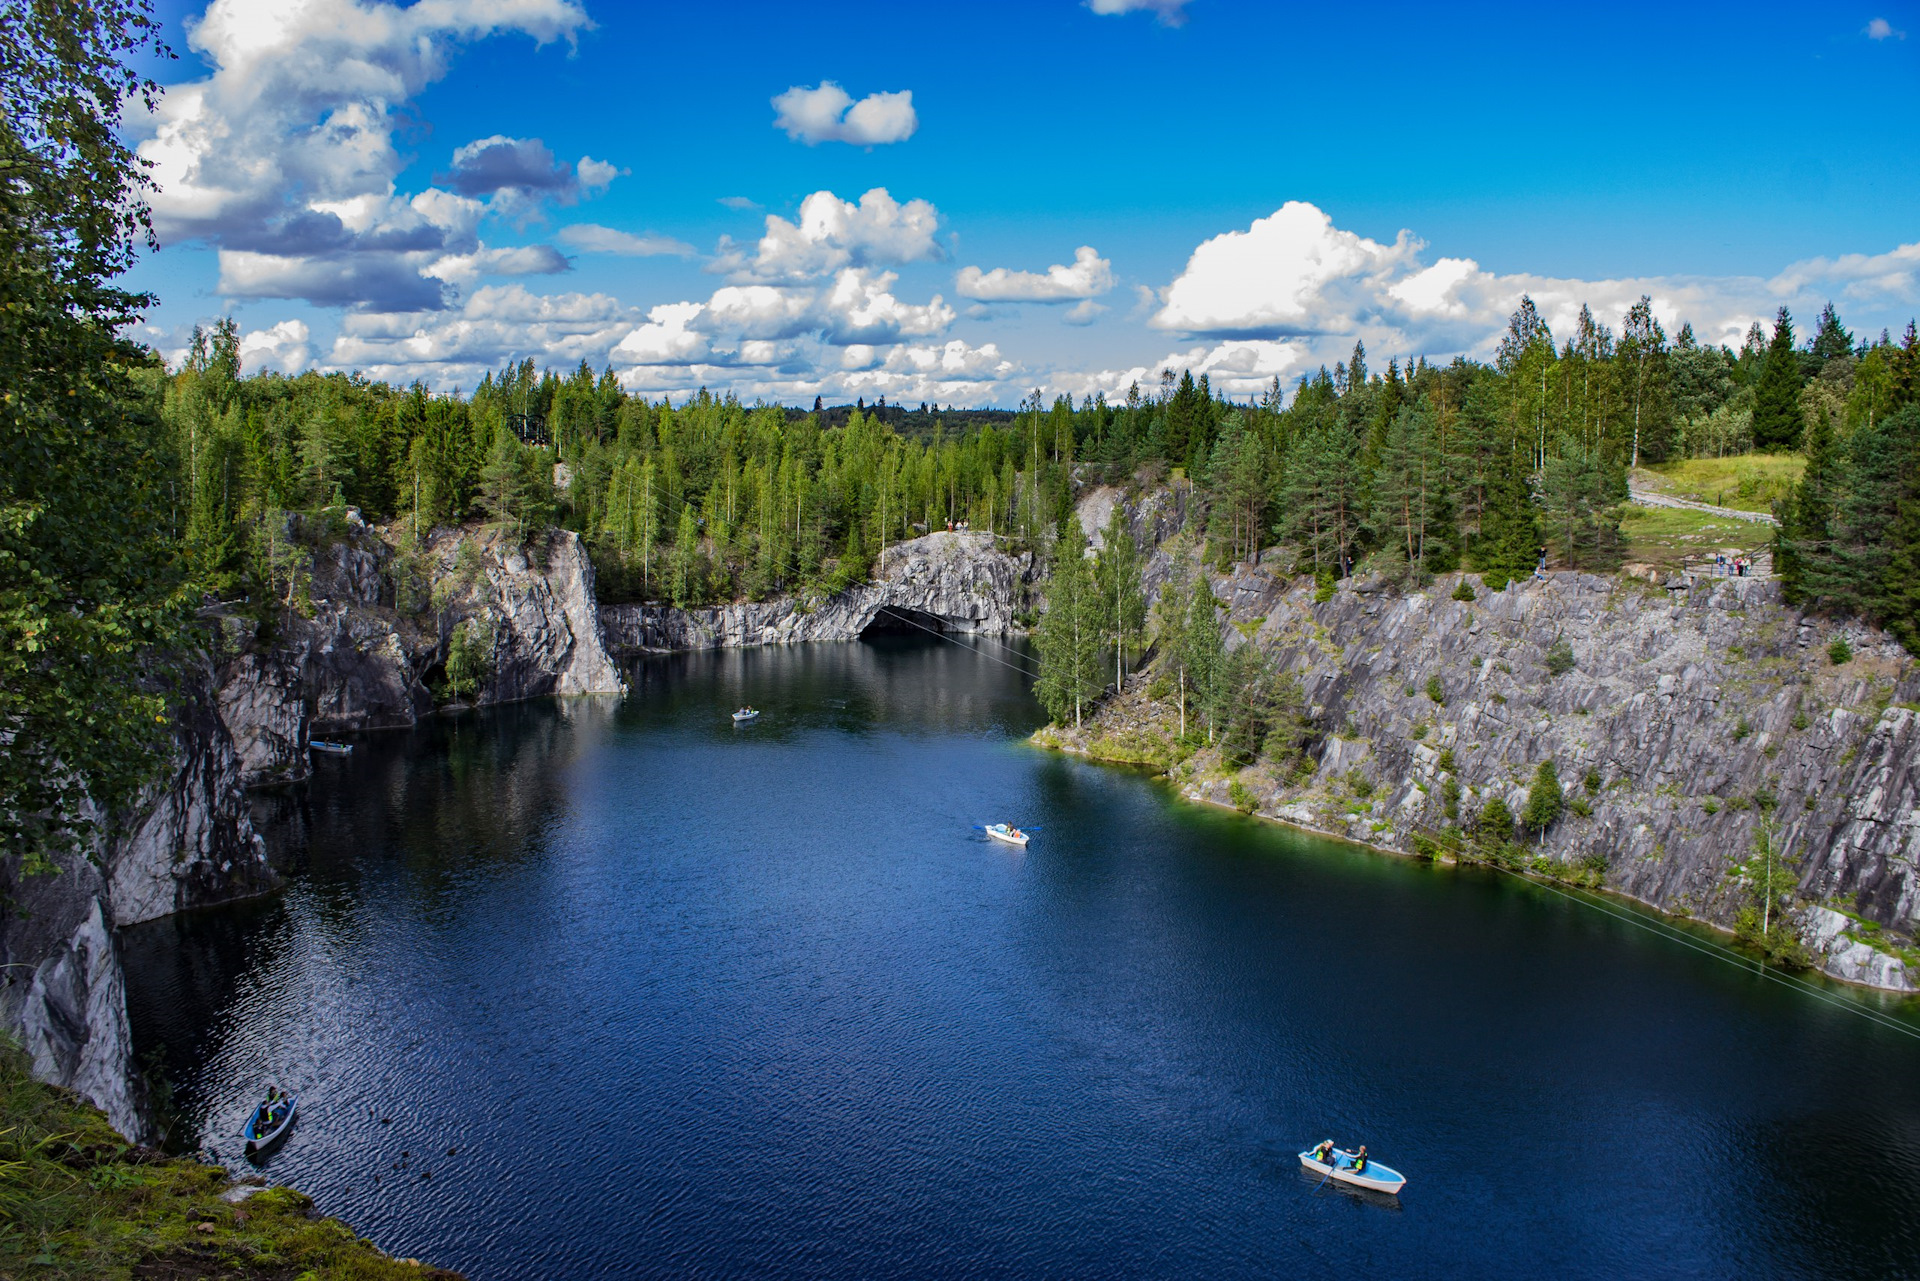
[149,297,1920,649]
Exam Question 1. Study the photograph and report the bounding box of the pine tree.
[1775,407,1839,603]
[670,504,701,606]
[1752,308,1807,451]
[1522,761,1564,833]
[1471,446,1541,586]
[1538,434,1624,570]
[1034,520,1102,726]
[1618,295,1671,467]
[1182,573,1226,742]
[1093,505,1146,691]
[1809,302,1853,365]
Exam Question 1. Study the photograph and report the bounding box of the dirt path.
[1627,482,1779,527]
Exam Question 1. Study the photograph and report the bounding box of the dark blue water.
[125,637,1920,1279]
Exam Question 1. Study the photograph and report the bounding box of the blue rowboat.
[242,1095,297,1155]
[1299,1147,1406,1194]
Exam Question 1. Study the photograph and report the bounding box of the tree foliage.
[1,0,187,876]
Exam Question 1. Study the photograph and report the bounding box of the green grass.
[0,1047,458,1280]
[1619,504,1774,572]
[1639,453,1804,513]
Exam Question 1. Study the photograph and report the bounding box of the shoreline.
[1035,732,1920,1005]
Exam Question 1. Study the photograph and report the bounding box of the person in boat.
[1312,1139,1336,1166]
[1350,1144,1369,1175]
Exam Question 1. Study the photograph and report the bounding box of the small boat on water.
[242,1095,297,1156]
[731,707,760,723]
[982,823,1030,846]
[309,740,352,755]
[1299,1147,1406,1195]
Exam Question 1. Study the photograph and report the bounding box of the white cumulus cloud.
[135,0,591,311]
[772,81,918,146]
[1086,0,1190,25]
[557,224,695,257]
[238,319,313,374]
[956,246,1115,302]
[1865,17,1905,39]
[717,188,943,283]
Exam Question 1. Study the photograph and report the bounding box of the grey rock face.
[602,531,1032,652]
[108,657,277,927]
[4,517,628,1140]
[215,522,623,785]
[1,656,270,1139]
[1181,563,1920,989]
[0,854,143,1140]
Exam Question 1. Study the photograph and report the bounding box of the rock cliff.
[215,516,623,786]
[601,530,1033,653]
[4,516,625,1139]
[1,658,272,1140]
[1045,492,1920,993]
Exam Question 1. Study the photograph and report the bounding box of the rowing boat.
[983,823,1029,846]
[309,740,352,755]
[1298,1148,1406,1194]
[243,1095,298,1155]
[731,708,760,723]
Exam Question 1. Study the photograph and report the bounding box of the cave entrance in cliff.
[860,606,949,639]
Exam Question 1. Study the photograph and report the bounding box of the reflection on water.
[125,636,1920,1280]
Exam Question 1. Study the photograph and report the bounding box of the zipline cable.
[873,604,1045,680]
[1475,858,1920,1042]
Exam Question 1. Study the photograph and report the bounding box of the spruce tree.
[1809,301,1854,364]
[1752,308,1807,451]
[1471,447,1541,586]
[1775,407,1839,603]
[1034,520,1102,726]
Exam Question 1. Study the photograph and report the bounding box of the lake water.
[125,636,1920,1279]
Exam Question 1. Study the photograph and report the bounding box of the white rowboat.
[309,741,352,755]
[731,708,760,723]
[983,823,1029,847]
[1299,1148,1406,1195]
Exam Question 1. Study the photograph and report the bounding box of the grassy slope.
[1637,453,1805,512]
[0,1050,459,1281]
[1618,504,1775,572]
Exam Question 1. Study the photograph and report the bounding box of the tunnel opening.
[860,606,949,639]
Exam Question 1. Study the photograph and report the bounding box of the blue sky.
[123,0,1920,404]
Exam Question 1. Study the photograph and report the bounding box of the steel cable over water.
[1477,859,1920,1041]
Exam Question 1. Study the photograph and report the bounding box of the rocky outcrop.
[2,656,271,1140]
[215,518,623,785]
[107,658,277,927]
[0,858,143,1140]
[1048,487,1920,991]
[601,531,1033,652]
[5,515,626,1140]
